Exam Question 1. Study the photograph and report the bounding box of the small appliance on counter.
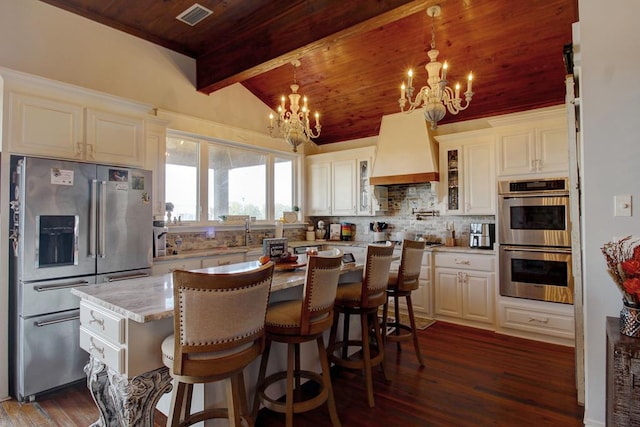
[153,219,168,257]
[341,222,354,241]
[469,223,495,249]
[370,222,388,242]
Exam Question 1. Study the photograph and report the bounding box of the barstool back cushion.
[395,239,427,292]
[301,249,343,334]
[362,244,395,307]
[171,263,274,378]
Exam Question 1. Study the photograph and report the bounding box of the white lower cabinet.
[151,252,247,275]
[497,298,575,345]
[434,252,495,328]
[387,250,432,318]
[201,253,245,268]
[150,258,203,276]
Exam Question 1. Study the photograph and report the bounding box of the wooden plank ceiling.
[38,0,579,145]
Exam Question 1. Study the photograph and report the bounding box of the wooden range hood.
[370,110,439,186]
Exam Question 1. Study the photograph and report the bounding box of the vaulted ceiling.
[38,0,579,145]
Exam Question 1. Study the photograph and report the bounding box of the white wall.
[0,0,274,135]
[579,1,640,425]
[0,0,284,401]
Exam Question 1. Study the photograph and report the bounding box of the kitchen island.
[71,258,364,427]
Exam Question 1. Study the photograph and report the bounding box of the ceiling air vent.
[176,3,213,26]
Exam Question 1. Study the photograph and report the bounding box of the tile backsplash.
[310,182,495,246]
[163,182,494,254]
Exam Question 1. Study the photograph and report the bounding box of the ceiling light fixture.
[268,60,321,152]
[398,5,474,130]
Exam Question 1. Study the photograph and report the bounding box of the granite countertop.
[153,240,496,263]
[71,259,364,324]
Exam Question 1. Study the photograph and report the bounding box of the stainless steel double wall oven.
[498,178,573,304]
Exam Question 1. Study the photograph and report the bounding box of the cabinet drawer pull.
[454,259,470,265]
[528,316,549,324]
[89,337,105,358]
[89,310,105,329]
[219,261,231,266]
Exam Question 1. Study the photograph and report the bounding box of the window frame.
[165,130,300,225]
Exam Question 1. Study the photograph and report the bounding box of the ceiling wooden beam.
[196,0,434,94]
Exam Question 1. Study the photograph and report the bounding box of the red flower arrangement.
[602,236,640,307]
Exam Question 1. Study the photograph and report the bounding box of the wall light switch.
[615,195,632,217]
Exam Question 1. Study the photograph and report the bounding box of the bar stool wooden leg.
[252,339,272,418]
[225,376,241,427]
[393,294,402,351]
[361,312,375,408]
[317,335,341,427]
[286,343,295,427]
[406,294,425,367]
[371,311,389,384]
[342,313,351,360]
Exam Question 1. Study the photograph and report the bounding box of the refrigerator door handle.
[98,180,107,258]
[90,180,98,258]
[34,313,80,327]
[105,272,150,282]
[34,280,90,292]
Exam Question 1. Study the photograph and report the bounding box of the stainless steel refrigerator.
[9,155,153,401]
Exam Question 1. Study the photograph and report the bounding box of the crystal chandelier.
[268,60,321,152]
[398,5,474,130]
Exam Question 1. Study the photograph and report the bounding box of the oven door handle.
[499,193,570,199]
[501,245,572,254]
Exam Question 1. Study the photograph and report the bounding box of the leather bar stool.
[327,243,395,408]
[253,249,343,427]
[161,263,274,427]
[382,239,427,367]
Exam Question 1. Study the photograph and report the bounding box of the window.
[165,132,297,223]
[165,136,199,221]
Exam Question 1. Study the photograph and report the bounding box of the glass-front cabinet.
[446,148,460,213]
[357,157,371,215]
[436,129,496,216]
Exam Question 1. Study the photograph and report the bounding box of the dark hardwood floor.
[0,321,584,426]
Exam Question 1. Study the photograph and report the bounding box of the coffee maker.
[153,220,168,257]
[469,223,495,249]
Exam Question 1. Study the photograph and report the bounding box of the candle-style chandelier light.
[398,5,474,130]
[268,59,321,152]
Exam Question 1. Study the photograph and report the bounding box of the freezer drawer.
[17,310,88,401]
[20,277,91,318]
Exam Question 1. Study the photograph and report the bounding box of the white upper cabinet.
[306,146,380,216]
[85,108,144,167]
[9,93,84,160]
[306,160,332,216]
[9,92,146,167]
[331,158,357,216]
[436,129,496,215]
[493,108,568,178]
[4,70,155,168]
